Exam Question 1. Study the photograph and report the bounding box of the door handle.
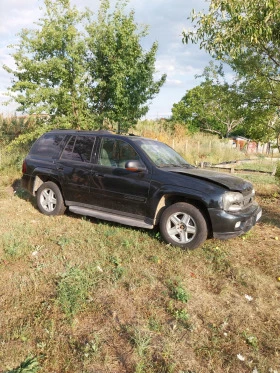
[92,170,104,177]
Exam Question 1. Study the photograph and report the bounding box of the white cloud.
[166,79,183,87]
[0,0,211,117]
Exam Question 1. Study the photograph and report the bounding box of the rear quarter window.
[61,135,96,162]
[30,133,66,158]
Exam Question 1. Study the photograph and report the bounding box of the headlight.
[222,192,244,212]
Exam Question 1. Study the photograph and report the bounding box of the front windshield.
[139,140,193,168]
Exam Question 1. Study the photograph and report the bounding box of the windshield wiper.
[179,163,194,169]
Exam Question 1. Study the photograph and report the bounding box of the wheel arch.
[32,174,62,196]
[154,194,213,238]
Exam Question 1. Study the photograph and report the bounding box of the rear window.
[30,133,66,157]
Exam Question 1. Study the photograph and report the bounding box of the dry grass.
[0,158,280,373]
[133,120,250,165]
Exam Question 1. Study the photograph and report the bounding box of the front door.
[90,137,151,217]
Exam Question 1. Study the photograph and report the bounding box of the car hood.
[165,167,253,192]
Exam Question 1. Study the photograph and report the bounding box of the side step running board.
[69,206,154,229]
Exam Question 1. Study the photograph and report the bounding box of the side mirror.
[125,160,146,172]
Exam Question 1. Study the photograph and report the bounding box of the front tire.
[36,181,66,216]
[159,202,208,249]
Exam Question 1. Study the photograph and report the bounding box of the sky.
[0,0,211,119]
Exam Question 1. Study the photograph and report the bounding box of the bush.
[275,161,280,181]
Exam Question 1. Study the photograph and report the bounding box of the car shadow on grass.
[260,206,280,229]
[12,178,37,207]
[261,197,280,228]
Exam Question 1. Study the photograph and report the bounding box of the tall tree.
[86,0,166,131]
[172,63,245,138]
[3,0,91,129]
[183,0,280,75]
[3,0,165,135]
[183,0,280,142]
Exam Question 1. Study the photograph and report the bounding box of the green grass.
[235,158,279,173]
[240,173,277,185]
[1,142,280,373]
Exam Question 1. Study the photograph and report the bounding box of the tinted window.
[99,138,142,168]
[61,135,95,162]
[30,133,65,157]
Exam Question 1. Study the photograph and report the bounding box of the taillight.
[22,160,27,174]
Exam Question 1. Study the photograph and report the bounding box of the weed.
[148,316,162,332]
[168,280,191,303]
[4,356,40,373]
[135,361,146,373]
[2,233,27,259]
[82,334,101,358]
[56,266,95,319]
[57,236,72,249]
[109,255,125,282]
[121,238,132,248]
[173,308,190,323]
[131,329,151,358]
[167,301,191,329]
[275,161,280,180]
[242,331,258,350]
[202,244,230,273]
[149,255,161,264]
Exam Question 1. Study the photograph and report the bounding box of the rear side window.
[30,133,65,157]
[61,135,95,162]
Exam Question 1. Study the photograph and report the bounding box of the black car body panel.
[167,168,253,192]
[21,130,262,247]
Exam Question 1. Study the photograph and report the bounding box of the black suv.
[21,130,262,249]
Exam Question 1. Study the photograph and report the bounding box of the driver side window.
[98,138,141,168]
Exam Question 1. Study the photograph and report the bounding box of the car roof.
[46,129,155,143]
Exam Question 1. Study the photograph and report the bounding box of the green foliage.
[183,0,280,142]
[4,356,40,373]
[242,331,259,350]
[125,326,151,358]
[148,316,162,332]
[183,0,280,64]
[56,266,96,318]
[86,0,166,131]
[202,244,230,273]
[168,280,190,303]
[167,301,190,328]
[275,161,280,181]
[2,233,27,259]
[0,115,37,146]
[4,0,92,129]
[3,0,165,135]
[82,334,101,358]
[172,63,245,137]
[109,255,125,282]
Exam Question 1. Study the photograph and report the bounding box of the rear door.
[90,137,151,217]
[57,135,96,205]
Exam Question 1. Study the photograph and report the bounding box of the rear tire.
[159,202,208,249]
[36,181,66,216]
